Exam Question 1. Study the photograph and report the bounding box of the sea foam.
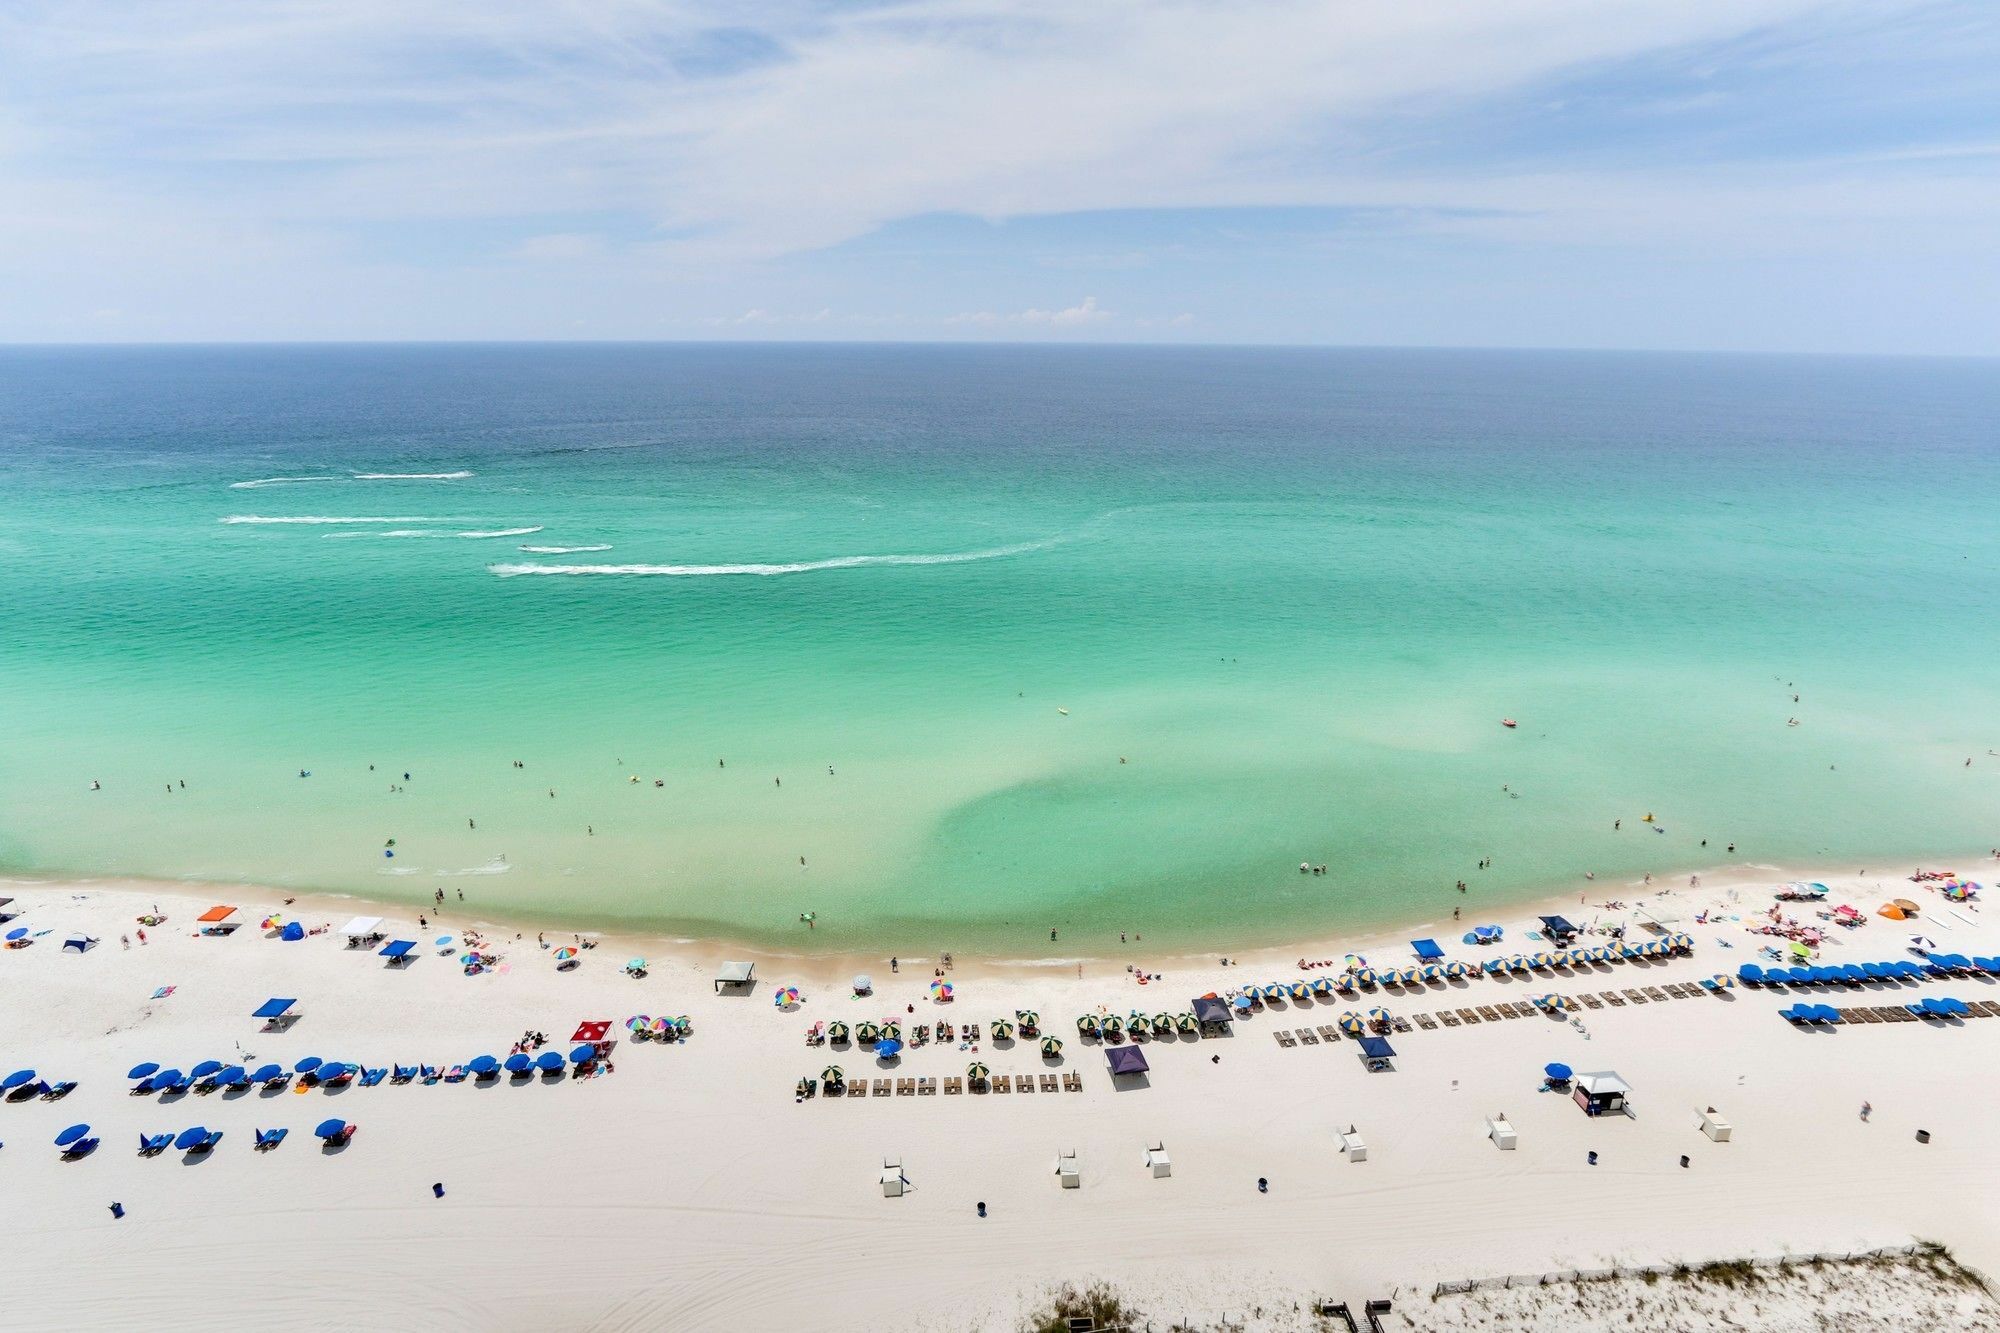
[518,544,613,554]
[453,526,542,539]
[488,537,1060,578]
[351,471,475,481]
[222,515,447,525]
[228,476,345,489]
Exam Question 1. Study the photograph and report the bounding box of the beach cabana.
[379,939,416,965]
[1468,925,1502,944]
[252,997,299,1031]
[339,916,384,946]
[62,936,97,953]
[1572,1070,1631,1116]
[1105,1046,1149,1078]
[714,961,755,993]
[1355,1036,1395,1071]
[1410,938,1444,961]
[280,921,305,941]
[196,905,239,935]
[1190,996,1233,1031]
[1538,915,1580,942]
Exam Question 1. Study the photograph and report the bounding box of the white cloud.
[946,296,1111,328]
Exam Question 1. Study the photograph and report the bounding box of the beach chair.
[1063,1073,1083,1092]
[944,1077,962,1095]
[43,1080,77,1099]
[895,1078,915,1097]
[1040,1074,1059,1092]
[138,1132,172,1156]
[1579,993,1603,1009]
[1014,1075,1034,1094]
[1602,991,1625,1006]
[846,1079,868,1098]
[1644,987,1669,1001]
[871,1079,891,1098]
[1299,1027,1321,1043]
[1274,1030,1296,1048]
[1390,1016,1413,1032]
[1456,1008,1480,1024]
[1622,989,1646,1004]
[1317,1025,1342,1042]
[359,1068,387,1087]
[992,1076,1011,1095]
[1971,1001,1999,1018]
[391,1066,416,1084]
[254,1128,287,1151]
[62,1137,100,1158]
[1438,1010,1461,1027]
[1413,1013,1437,1030]
[1475,1005,1499,1021]
[918,1077,937,1095]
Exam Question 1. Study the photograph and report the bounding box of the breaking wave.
[223,515,446,525]
[518,544,612,554]
[488,536,1060,579]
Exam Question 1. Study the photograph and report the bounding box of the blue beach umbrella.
[568,1044,597,1064]
[319,1062,349,1080]
[874,1038,903,1059]
[504,1053,533,1073]
[5,928,26,941]
[315,1118,349,1139]
[467,1055,499,1075]
[536,1051,564,1072]
[435,935,453,947]
[251,1064,283,1083]
[217,1065,247,1085]
[3,1069,37,1089]
[192,1060,223,1079]
[293,1057,323,1074]
[128,1061,161,1080]
[55,1124,91,1147]
[174,1127,210,1150]
[152,1068,184,1087]
[1544,1063,1572,1081]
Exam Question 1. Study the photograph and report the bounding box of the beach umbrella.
[1544,1062,1573,1081]
[128,1062,160,1081]
[217,1065,247,1085]
[874,1039,902,1059]
[1344,953,1367,969]
[882,1023,902,1041]
[856,1022,881,1042]
[1444,961,1469,979]
[1287,981,1311,1000]
[1337,1012,1365,1036]
[467,1055,499,1075]
[2,1068,36,1090]
[192,1060,223,1079]
[966,1062,990,1082]
[1711,974,1736,989]
[460,953,480,965]
[293,1057,323,1074]
[1230,996,1252,1012]
[930,981,953,1000]
[822,1065,845,1085]
[1482,958,1507,974]
[1175,1012,1197,1032]
[314,1118,349,1140]
[1127,1010,1150,1031]
[553,947,577,962]
[1309,977,1335,995]
[1041,1036,1063,1057]
[1352,968,1378,986]
[536,1051,563,1072]
[1420,965,1444,984]
[1076,1015,1099,1034]
[54,1124,90,1147]
[1529,993,1551,1011]
[1152,1012,1175,1031]
[504,1053,533,1074]
[1547,994,1571,1013]
[1367,1006,1390,1028]
[1016,1010,1039,1027]
[320,1063,351,1081]
[1530,952,1553,969]
[568,1044,597,1064]
[1331,973,1356,990]
[1258,983,1286,999]
[627,1014,651,1032]
[827,1021,850,1040]
[648,1017,671,1037]
[435,935,452,947]
[773,986,801,1009]
[174,1127,210,1151]
[1101,1014,1125,1031]
[152,1068,184,1087]
[5,927,26,941]
[250,1064,282,1083]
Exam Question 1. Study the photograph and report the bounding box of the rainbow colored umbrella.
[553,947,577,962]
[626,1015,651,1031]
[773,987,801,1009]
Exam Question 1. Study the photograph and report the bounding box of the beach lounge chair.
[1390,1016,1413,1032]
[1644,987,1669,1001]
[871,1079,891,1098]
[944,1077,962,1095]
[1317,1024,1342,1041]
[895,1078,915,1097]
[1413,1013,1437,1030]
[992,1076,1011,1095]
[1040,1074,1059,1092]
[1439,1010,1461,1026]
[391,1066,416,1084]
[1601,991,1625,1006]
[62,1137,100,1158]
[1622,989,1646,1004]
[359,1068,387,1087]
[1453,1008,1478,1024]
[1579,993,1603,1008]
[1063,1073,1083,1092]
[254,1128,288,1151]
[1299,1027,1321,1043]
[43,1080,77,1099]
[1274,1030,1296,1048]
[1014,1075,1034,1094]
[1475,1005,1500,1021]
[918,1077,937,1095]
[138,1132,172,1156]
[845,1079,867,1098]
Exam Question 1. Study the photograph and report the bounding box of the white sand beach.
[3,863,1998,1331]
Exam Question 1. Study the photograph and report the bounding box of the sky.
[0,0,1996,352]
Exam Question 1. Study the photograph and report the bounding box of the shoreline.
[9,849,1982,983]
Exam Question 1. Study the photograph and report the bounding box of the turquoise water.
[3,345,1998,952]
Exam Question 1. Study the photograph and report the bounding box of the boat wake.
[487,537,1061,579]
[229,471,473,490]
[223,515,447,525]
[518,544,613,554]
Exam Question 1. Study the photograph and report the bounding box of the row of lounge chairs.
[808,1073,1085,1098]
[1270,985,1719,1045]
[1782,998,1999,1025]
[1740,956,2000,987]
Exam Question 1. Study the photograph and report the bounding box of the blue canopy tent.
[252,997,297,1024]
[280,921,305,941]
[127,1061,160,1081]
[504,1053,533,1074]
[1104,1045,1150,1076]
[568,1044,597,1064]
[379,939,417,962]
[1410,938,1444,961]
[1356,1035,1396,1067]
[1538,915,1579,941]
[1190,995,1233,1028]
[536,1051,564,1072]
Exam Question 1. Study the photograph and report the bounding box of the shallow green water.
[2,345,1997,951]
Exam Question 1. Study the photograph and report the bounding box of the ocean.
[2,343,1997,952]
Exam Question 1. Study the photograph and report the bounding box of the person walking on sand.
[1861,1101,1873,1121]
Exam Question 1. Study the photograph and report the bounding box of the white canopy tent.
[339,916,384,939]
[715,961,756,993]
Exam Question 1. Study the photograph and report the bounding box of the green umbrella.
[1125,1011,1150,1035]
[822,1064,845,1084]
[966,1062,989,1082]
[1040,1036,1063,1057]
[882,1022,902,1041]
[827,1021,850,1040]
[1152,1012,1175,1031]
[856,1022,881,1042]
[1100,1014,1124,1033]
[1016,1010,1039,1028]
[1174,1012,1197,1032]
[990,1019,1014,1040]
[1076,1015,1100,1034]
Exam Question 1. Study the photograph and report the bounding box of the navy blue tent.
[174,1127,210,1150]
[1538,915,1579,939]
[1356,1036,1395,1060]
[315,1118,349,1139]
[504,1053,533,1073]
[1104,1045,1150,1076]
[252,997,296,1020]
[1411,938,1444,960]
[280,921,305,941]
[379,939,416,960]
[1190,996,1233,1026]
[536,1051,564,1072]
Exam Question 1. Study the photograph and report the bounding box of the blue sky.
[1,0,1996,351]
